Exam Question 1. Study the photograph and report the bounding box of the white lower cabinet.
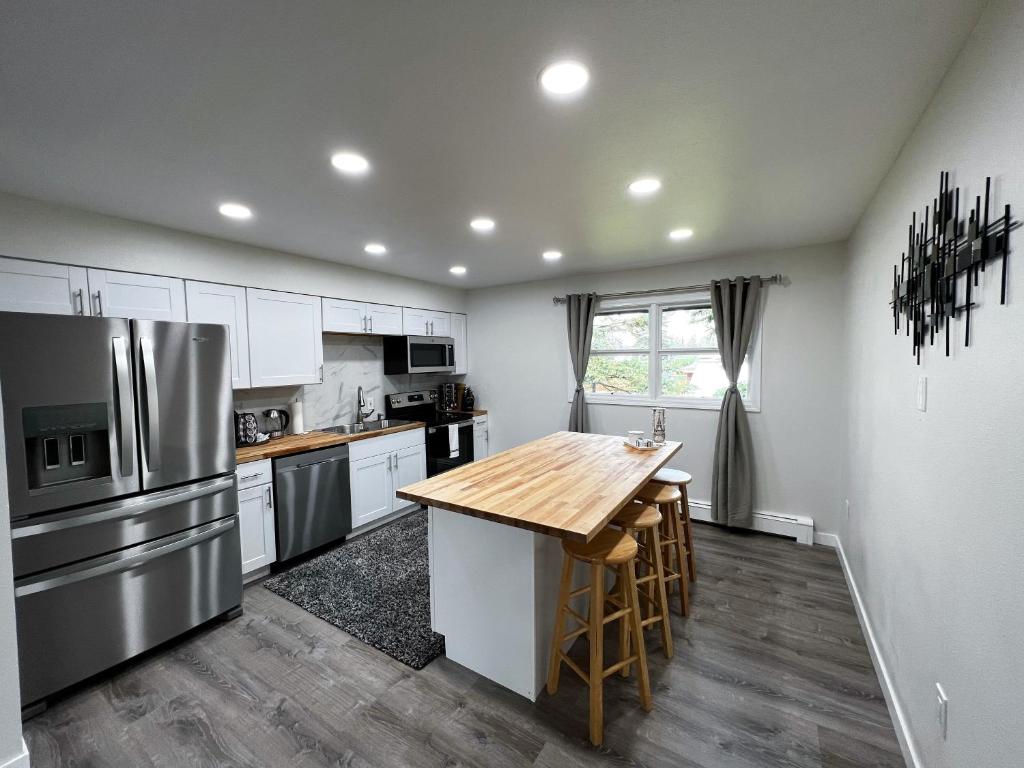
[236,460,276,579]
[349,429,426,530]
[473,416,489,458]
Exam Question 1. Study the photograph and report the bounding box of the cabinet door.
[238,484,276,575]
[430,311,451,337]
[323,298,367,334]
[402,308,431,336]
[185,281,251,389]
[86,269,186,321]
[350,453,393,528]
[246,288,323,387]
[366,303,404,336]
[392,444,426,512]
[0,257,91,316]
[450,313,468,374]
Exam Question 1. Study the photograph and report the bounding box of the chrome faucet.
[357,385,375,424]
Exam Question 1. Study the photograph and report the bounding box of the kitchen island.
[397,430,681,700]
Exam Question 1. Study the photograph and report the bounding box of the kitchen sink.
[319,419,414,435]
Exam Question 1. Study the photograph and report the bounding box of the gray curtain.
[710,276,762,526]
[566,292,599,432]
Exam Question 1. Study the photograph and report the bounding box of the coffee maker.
[438,383,457,412]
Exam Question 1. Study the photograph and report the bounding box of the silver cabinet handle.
[387,453,393,471]
[73,288,84,316]
[369,315,373,333]
[139,336,161,472]
[14,517,236,597]
[319,364,323,382]
[265,486,272,506]
[112,336,134,478]
[238,472,262,481]
[94,290,104,316]
[362,316,367,332]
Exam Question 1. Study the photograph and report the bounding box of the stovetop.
[385,390,474,427]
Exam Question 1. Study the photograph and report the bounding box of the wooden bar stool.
[651,468,697,582]
[546,528,652,746]
[636,481,690,616]
[610,502,672,668]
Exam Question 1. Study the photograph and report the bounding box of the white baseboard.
[813,531,840,548]
[831,535,921,768]
[0,738,29,768]
[688,499,815,545]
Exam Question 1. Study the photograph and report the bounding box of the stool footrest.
[602,655,642,679]
[558,651,590,685]
[602,607,632,625]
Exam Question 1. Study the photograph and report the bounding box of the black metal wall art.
[890,171,1019,363]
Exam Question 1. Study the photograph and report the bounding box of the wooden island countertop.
[396,431,681,542]
[236,421,426,464]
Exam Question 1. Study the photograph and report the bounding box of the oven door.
[407,336,456,374]
[426,421,474,477]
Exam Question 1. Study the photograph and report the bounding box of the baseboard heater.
[687,500,814,545]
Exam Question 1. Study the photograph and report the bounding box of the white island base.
[427,506,569,701]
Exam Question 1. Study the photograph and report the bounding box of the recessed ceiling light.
[330,150,371,177]
[364,242,387,256]
[542,250,563,262]
[628,177,661,198]
[668,228,694,241]
[470,217,496,234]
[539,59,590,98]
[218,202,253,221]
[449,265,467,276]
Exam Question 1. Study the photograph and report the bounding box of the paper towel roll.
[290,400,305,435]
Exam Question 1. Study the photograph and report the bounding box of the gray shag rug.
[262,510,444,670]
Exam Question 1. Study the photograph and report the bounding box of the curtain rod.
[550,273,785,305]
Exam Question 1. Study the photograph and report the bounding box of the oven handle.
[427,420,474,434]
[14,516,237,597]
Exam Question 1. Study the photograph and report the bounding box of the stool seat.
[636,482,682,505]
[652,468,692,486]
[612,503,662,529]
[564,529,638,565]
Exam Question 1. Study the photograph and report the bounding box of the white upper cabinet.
[451,312,468,374]
[322,298,404,336]
[403,308,451,337]
[246,288,323,388]
[323,298,367,334]
[0,257,91,315]
[86,269,186,321]
[185,280,251,389]
[366,303,404,336]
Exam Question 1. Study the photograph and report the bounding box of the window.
[577,293,760,410]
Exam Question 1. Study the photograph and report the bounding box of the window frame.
[569,290,762,412]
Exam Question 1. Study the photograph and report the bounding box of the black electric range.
[385,390,475,477]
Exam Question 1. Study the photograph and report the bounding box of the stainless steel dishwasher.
[273,444,351,561]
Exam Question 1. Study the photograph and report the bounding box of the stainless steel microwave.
[383,335,456,374]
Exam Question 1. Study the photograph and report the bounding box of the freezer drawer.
[11,475,237,578]
[15,516,242,707]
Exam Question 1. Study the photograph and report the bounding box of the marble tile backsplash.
[233,335,460,432]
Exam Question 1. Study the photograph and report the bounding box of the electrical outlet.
[936,683,948,740]
[917,376,928,412]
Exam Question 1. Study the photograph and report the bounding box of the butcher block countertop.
[236,421,426,464]
[396,431,681,542]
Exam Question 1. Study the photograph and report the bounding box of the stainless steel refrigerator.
[0,313,242,711]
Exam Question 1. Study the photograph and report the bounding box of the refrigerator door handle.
[12,476,234,539]
[139,336,161,472]
[112,336,134,478]
[14,517,237,598]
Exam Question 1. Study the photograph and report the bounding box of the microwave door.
[0,313,140,518]
[132,320,235,491]
[408,336,456,373]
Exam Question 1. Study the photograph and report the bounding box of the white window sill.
[577,395,760,413]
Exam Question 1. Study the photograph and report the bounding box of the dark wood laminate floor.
[24,523,906,768]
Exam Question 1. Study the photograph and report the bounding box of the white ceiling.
[0,1,985,288]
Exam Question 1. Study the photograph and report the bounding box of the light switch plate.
[916,376,927,412]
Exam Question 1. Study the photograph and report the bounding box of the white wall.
[0,191,466,313]
[842,1,1024,766]
[466,242,847,533]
